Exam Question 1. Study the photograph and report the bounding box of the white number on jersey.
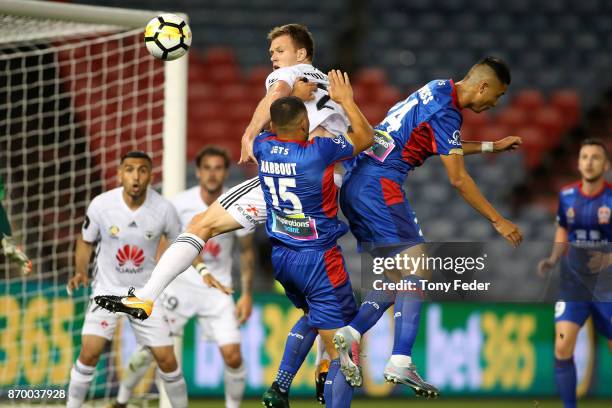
[263,176,302,214]
[381,98,418,132]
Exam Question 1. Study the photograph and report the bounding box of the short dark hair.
[580,138,609,159]
[195,145,231,168]
[120,150,152,166]
[477,56,511,85]
[268,24,315,61]
[270,96,307,130]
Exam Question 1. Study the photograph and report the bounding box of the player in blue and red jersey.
[538,138,612,408]
[333,57,524,395]
[254,70,374,408]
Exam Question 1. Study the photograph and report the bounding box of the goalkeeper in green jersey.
[1,176,32,274]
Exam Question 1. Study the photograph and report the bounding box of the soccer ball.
[144,14,192,61]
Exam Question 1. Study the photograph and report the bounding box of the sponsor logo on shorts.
[83,215,90,230]
[144,230,155,240]
[448,130,461,146]
[101,320,109,328]
[236,204,259,226]
[246,205,259,217]
[555,301,566,318]
[116,244,145,273]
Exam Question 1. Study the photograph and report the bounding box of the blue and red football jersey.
[350,79,463,183]
[253,131,353,250]
[556,181,612,244]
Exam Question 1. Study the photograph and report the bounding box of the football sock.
[349,280,396,335]
[391,276,422,358]
[117,346,154,404]
[136,233,204,301]
[158,366,188,408]
[224,363,246,408]
[555,357,577,408]
[66,360,95,407]
[275,315,317,393]
[323,359,354,408]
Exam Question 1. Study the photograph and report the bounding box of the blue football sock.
[349,282,395,335]
[275,315,317,393]
[323,359,354,408]
[555,357,577,408]
[391,276,422,356]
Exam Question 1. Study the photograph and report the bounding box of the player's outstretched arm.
[327,69,374,155]
[461,136,522,155]
[67,236,93,294]
[239,80,293,164]
[537,226,568,277]
[440,154,523,247]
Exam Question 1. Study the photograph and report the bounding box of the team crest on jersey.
[109,225,120,238]
[144,231,155,240]
[566,207,575,223]
[598,205,610,224]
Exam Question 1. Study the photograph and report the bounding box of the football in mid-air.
[144,13,192,61]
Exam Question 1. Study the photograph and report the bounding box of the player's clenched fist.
[492,217,523,247]
[327,70,353,104]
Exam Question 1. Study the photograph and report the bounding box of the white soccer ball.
[144,13,192,61]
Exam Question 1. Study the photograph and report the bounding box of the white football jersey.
[265,64,350,136]
[170,186,250,288]
[81,187,181,296]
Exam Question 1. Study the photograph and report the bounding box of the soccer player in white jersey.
[66,151,187,408]
[107,146,255,408]
[96,23,345,402]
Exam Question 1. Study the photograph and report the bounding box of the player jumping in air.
[254,70,373,408]
[96,23,346,403]
[106,146,255,408]
[66,152,188,408]
[538,138,612,408]
[332,57,523,396]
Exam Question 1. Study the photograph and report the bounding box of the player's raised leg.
[95,178,263,318]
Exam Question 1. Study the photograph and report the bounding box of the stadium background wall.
[1,281,611,399]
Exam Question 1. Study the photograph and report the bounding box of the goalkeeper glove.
[2,235,32,274]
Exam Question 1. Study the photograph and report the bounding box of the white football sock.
[117,346,154,404]
[224,363,246,408]
[136,233,204,301]
[390,354,412,367]
[67,360,95,408]
[158,366,188,408]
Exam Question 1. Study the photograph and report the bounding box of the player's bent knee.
[77,351,101,367]
[186,213,213,241]
[152,349,178,372]
[223,351,242,369]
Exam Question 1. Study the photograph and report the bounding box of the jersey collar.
[577,180,609,198]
